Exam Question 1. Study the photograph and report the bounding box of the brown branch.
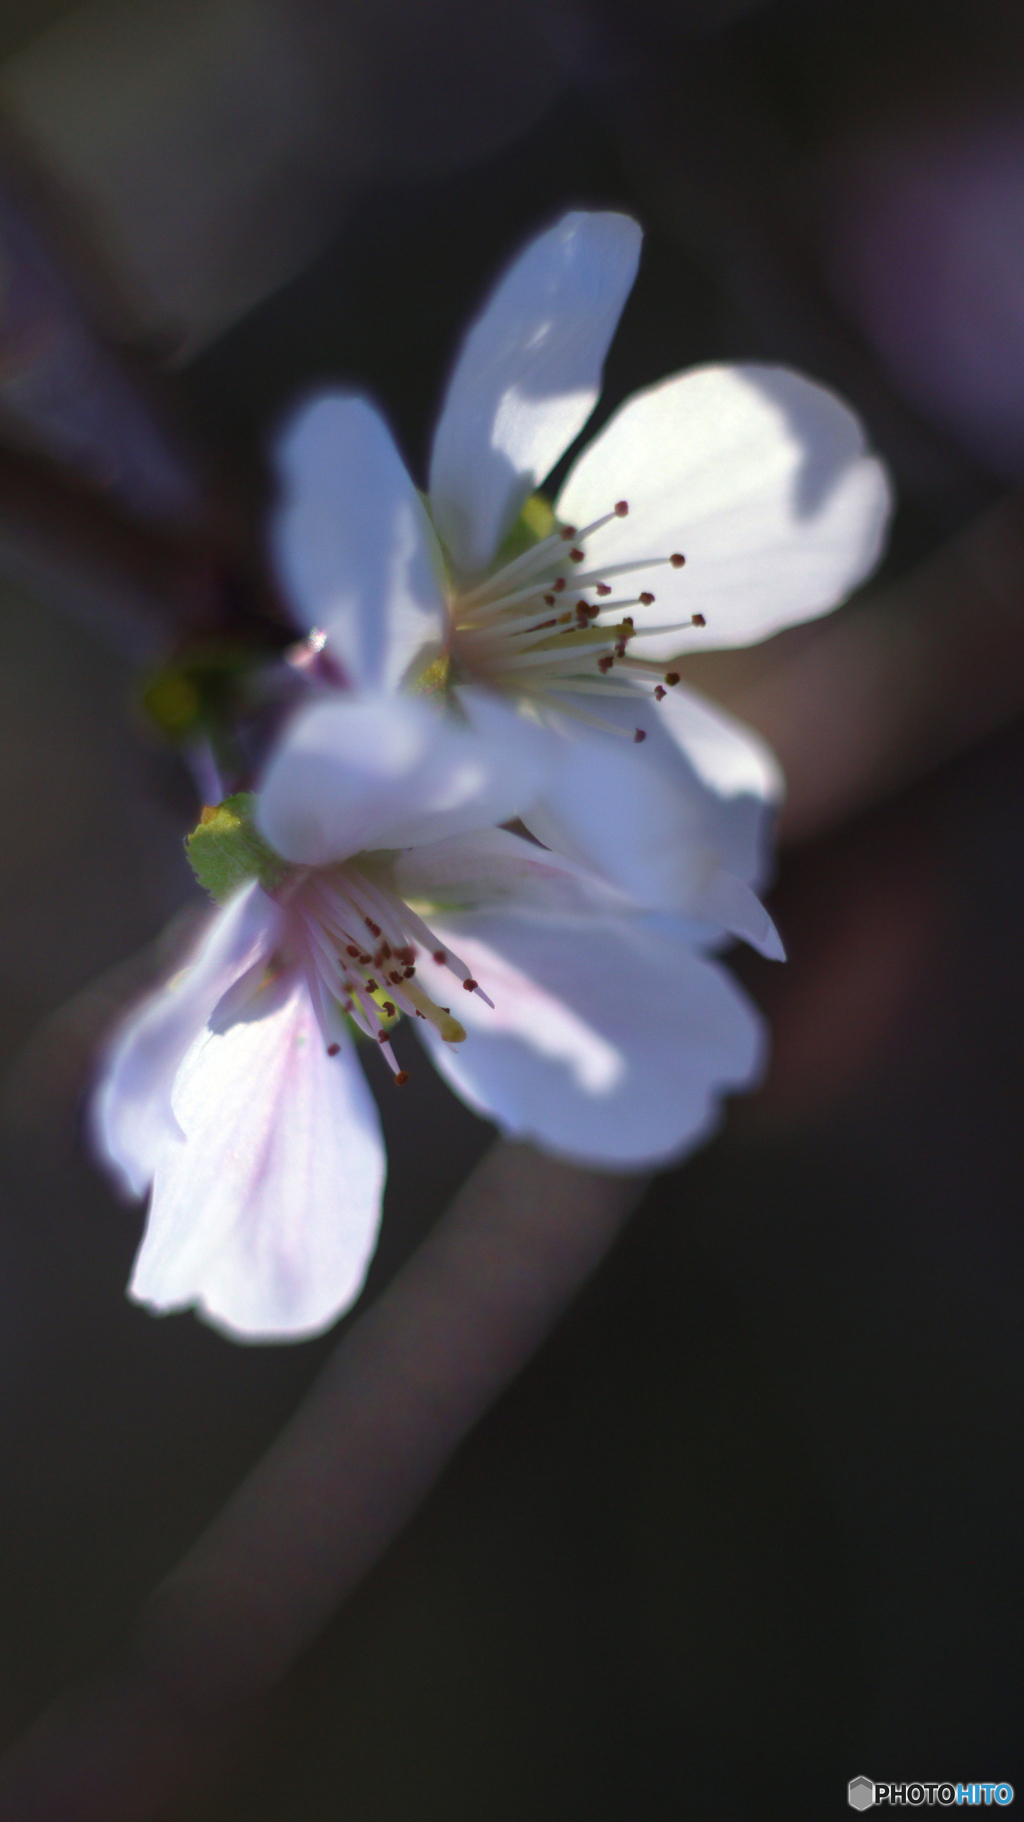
[0,1143,648,1821]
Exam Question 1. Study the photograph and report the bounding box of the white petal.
[429,212,642,575]
[556,363,892,657]
[414,911,763,1169]
[392,825,630,916]
[656,680,783,811]
[273,394,447,691]
[91,882,281,1200]
[256,687,552,866]
[131,973,385,1342]
[520,691,779,929]
[687,873,786,961]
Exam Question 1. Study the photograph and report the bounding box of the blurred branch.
[0,127,201,523]
[0,1142,647,1821]
[0,441,213,663]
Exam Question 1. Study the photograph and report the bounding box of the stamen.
[571,504,629,543]
[455,526,573,607]
[546,698,638,737]
[566,556,683,590]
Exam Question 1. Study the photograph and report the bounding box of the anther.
[560,524,576,540]
[664,671,680,686]
[366,979,379,992]
[598,655,614,673]
[670,553,685,568]
[569,548,585,562]
[365,918,381,935]
[394,1071,409,1087]
[404,966,415,978]
[654,685,666,701]
[614,500,629,516]
[634,728,646,743]
[346,945,360,957]
[433,950,446,964]
[382,1001,396,1018]
[596,583,612,596]
[553,578,565,593]
[359,953,372,965]
[327,1043,340,1056]
[544,594,555,606]
[639,591,654,605]
[377,1030,388,1044]
[390,971,403,984]
[691,613,705,627]
[463,978,478,992]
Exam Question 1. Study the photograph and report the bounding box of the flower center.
[288,862,493,1085]
[446,498,703,740]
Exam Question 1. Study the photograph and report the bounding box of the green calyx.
[186,794,289,903]
[492,491,556,566]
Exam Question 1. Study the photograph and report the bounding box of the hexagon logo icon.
[848,1777,875,1810]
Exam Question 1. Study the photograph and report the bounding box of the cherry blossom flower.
[92,692,765,1341]
[90,210,891,1343]
[273,208,891,924]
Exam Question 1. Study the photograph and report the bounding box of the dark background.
[0,0,1021,1812]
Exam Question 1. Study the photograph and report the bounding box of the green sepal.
[186,793,289,904]
[492,491,556,568]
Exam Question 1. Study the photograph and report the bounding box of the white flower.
[90,210,892,1344]
[92,693,763,1342]
[272,208,891,931]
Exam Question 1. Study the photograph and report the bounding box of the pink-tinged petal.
[392,825,631,916]
[429,211,642,575]
[520,692,778,924]
[256,687,551,866]
[414,911,763,1169]
[131,973,385,1342]
[91,882,281,1200]
[556,363,892,657]
[274,394,447,692]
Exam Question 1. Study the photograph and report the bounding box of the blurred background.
[0,0,1022,1814]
